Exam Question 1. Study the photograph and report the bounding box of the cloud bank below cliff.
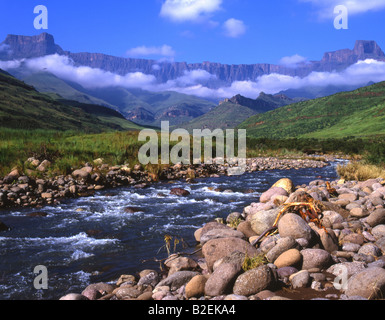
[1,54,385,100]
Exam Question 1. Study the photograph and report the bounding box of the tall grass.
[2,127,385,181]
[0,129,143,177]
[337,161,385,181]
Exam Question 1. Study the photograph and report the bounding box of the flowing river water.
[0,160,345,300]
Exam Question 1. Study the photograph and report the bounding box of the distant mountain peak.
[1,32,64,59]
[353,40,385,58]
[321,40,385,64]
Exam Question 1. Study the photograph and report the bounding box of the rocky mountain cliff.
[1,33,384,87]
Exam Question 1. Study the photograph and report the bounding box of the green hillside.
[14,71,216,127]
[238,81,385,139]
[0,70,143,132]
[181,93,296,131]
[19,72,117,109]
[84,86,215,126]
[181,101,257,131]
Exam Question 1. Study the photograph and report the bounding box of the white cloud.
[18,54,157,89]
[1,55,385,101]
[160,0,223,22]
[279,54,308,68]
[0,59,22,70]
[158,59,385,99]
[301,0,385,18]
[127,45,176,58]
[0,44,11,53]
[223,18,247,38]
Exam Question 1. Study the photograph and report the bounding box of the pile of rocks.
[244,157,329,173]
[61,176,385,301]
[0,157,327,209]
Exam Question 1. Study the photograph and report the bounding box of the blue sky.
[1,0,385,65]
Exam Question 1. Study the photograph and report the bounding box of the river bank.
[57,167,385,301]
[0,156,329,211]
[0,157,343,300]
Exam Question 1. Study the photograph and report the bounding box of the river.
[0,160,344,300]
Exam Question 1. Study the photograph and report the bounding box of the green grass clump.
[242,253,268,272]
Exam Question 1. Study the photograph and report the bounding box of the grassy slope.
[72,86,216,123]
[0,71,144,132]
[180,93,295,132]
[18,71,216,126]
[18,72,117,109]
[238,81,385,139]
[181,102,257,131]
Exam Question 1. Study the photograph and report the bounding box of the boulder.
[136,291,154,301]
[376,237,385,253]
[260,187,288,203]
[204,251,245,297]
[372,225,385,240]
[350,208,369,218]
[200,228,245,245]
[327,262,367,279]
[194,228,203,242]
[278,213,314,242]
[272,178,294,194]
[237,221,258,239]
[277,267,299,280]
[164,256,198,276]
[114,287,142,300]
[72,169,90,180]
[266,237,297,263]
[185,275,207,299]
[249,208,280,235]
[59,293,89,300]
[274,249,302,269]
[357,243,382,257]
[318,228,339,253]
[116,275,136,287]
[205,262,242,297]
[170,188,190,197]
[138,270,160,287]
[83,282,116,295]
[366,208,385,227]
[202,238,258,272]
[156,271,199,291]
[81,287,102,300]
[233,265,275,296]
[290,270,311,289]
[345,267,385,300]
[36,160,51,172]
[340,232,365,246]
[0,221,9,232]
[300,249,332,271]
[338,193,357,202]
[200,222,229,239]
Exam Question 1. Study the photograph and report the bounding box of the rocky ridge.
[1,34,384,86]
[57,174,385,301]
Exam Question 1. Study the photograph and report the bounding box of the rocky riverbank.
[0,156,328,210]
[59,175,385,301]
